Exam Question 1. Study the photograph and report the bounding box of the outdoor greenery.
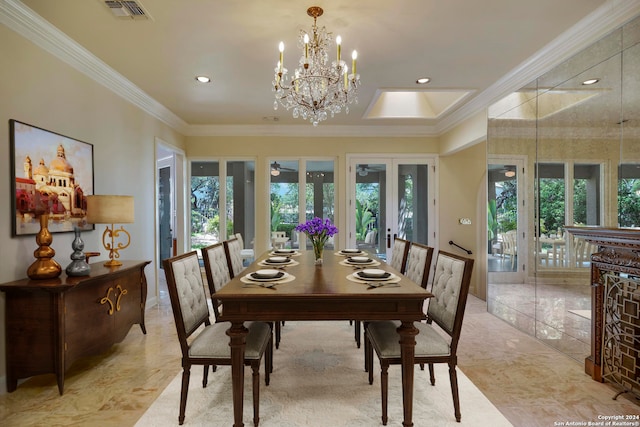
[538,178,565,234]
[619,178,640,227]
[270,181,336,232]
[495,179,518,233]
[355,199,376,241]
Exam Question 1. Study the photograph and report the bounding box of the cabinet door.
[64,280,115,368]
[112,269,143,343]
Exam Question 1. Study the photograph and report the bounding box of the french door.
[347,156,435,261]
[487,156,526,282]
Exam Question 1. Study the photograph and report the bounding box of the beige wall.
[0,24,185,386]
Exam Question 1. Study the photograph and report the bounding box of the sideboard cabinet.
[0,260,151,394]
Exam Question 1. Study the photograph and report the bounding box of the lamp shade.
[86,195,134,224]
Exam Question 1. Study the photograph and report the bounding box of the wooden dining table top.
[215,249,431,323]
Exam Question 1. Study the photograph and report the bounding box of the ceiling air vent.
[104,1,149,19]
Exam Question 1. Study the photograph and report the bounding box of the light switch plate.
[459,218,471,225]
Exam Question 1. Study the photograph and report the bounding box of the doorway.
[347,156,435,261]
[487,157,526,283]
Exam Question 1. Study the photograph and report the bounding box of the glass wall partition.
[487,15,640,361]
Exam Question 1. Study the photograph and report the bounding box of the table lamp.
[86,195,134,267]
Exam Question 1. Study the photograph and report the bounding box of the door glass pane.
[488,164,519,272]
[397,164,429,245]
[270,160,298,249]
[355,163,386,258]
[537,163,565,268]
[158,166,172,266]
[305,160,335,250]
[573,163,600,226]
[228,161,255,258]
[618,164,640,227]
[190,161,220,253]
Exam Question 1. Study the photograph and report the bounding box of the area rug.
[135,321,511,426]
[568,309,592,320]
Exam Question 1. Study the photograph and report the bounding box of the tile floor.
[0,279,638,426]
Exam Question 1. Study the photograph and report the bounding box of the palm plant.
[355,199,376,240]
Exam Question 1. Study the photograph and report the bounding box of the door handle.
[387,228,391,249]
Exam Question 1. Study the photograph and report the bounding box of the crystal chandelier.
[273,6,360,126]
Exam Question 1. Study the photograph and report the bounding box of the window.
[190,160,255,253]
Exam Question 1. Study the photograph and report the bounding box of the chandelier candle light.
[295,217,338,265]
[273,6,360,126]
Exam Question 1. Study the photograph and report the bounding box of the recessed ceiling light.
[416,77,431,84]
[195,76,211,83]
[582,78,599,85]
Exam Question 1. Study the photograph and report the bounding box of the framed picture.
[10,119,94,236]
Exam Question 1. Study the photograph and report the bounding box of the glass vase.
[313,242,324,265]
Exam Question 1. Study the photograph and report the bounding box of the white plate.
[356,269,391,281]
[341,248,361,254]
[264,256,290,264]
[348,256,372,263]
[250,269,282,280]
[274,249,296,254]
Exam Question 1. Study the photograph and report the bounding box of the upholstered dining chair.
[163,251,272,426]
[222,238,284,349]
[201,242,232,318]
[234,232,255,264]
[224,237,245,278]
[364,250,474,424]
[403,242,434,289]
[389,237,411,273]
[353,237,414,348]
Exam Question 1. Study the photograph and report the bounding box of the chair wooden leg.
[275,322,281,349]
[354,320,361,348]
[252,362,260,427]
[367,341,374,385]
[363,324,369,372]
[428,363,436,385]
[202,365,209,388]
[265,336,272,385]
[178,366,191,425]
[381,363,389,426]
[448,362,461,422]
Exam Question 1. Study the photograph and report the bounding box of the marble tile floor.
[488,282,593,361]
[1,289,638,426]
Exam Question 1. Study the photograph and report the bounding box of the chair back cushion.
[202,243,231,294]
[163,252,210,339]
[427,251,474,337]
[404,243,434,288]
[234,233,244,249]
[224,237,244,278]
[390,238,410,273]
[365,229,377,245]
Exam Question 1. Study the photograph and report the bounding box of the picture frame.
[10,119,95,236]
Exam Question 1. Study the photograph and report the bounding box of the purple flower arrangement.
[295,217,338,262]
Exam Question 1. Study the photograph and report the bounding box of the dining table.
[215,249,432,427]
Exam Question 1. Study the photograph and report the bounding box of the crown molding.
[0,0,189,134]
[436,0,640,135]
[2,0,639,139]
[185,124,439,138]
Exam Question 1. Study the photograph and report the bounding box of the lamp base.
[104,259,123,267]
